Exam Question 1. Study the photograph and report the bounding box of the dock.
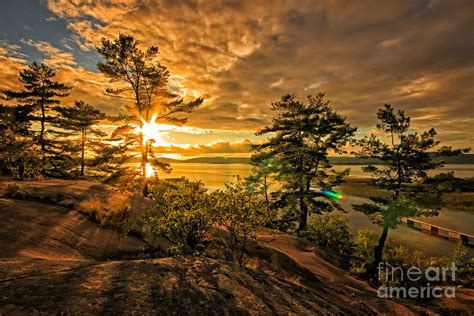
[401,218,474,247]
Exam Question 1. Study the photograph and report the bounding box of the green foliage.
[349,229,379,275]
[4,184,29,198]
[247,150,282,207]
[268,208,298,232]
[213,176,267,265]
[256,93,356,231]
[424,172,474,193]
[302,212,354,264]
[447,242,474,284]
[145,179,214,255]
[349,229,473,287]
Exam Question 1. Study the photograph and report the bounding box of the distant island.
[154,153,474,165]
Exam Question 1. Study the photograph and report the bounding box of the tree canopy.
[255,93,356,231]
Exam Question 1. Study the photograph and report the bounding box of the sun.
[141,114,160,143]
[145,163,155,178]
[140,114,173,146]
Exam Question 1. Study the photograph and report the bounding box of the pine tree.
[1,62,71,173]
[0,104,40,178]
[52,100,106,177]
[354,104,470,278]
[96,34,203,196]
[247,149,281,208]
[256,94,356,231]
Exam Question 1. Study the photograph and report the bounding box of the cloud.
[153,139,252,156]
[0,0,472,150]
[0,39,125,113]
[21,38,76,67]
[270,78,284,88]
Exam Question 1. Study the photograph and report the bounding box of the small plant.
[4,184,28,198]
[213,176,266,265]
[77,197,106,221]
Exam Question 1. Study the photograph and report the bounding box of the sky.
[0,0,472,157]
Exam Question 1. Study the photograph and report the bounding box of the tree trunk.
[80,130,86,176]
[370,226,389,279]
[263,174,269,207]
[38,102,46,175]
[141,138,149,197]
[298,194,308,231]
[39,103,46,153]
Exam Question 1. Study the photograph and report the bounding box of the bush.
[302,212,354,264]
[4,184,29,198]
[350,229,380,276]
[212,176,266,265]
[349,229,472,287]
[268,207,298,232]
[145,179,214,255]
[447,242,474,285]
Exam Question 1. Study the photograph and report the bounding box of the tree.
[0,104,40,178]
[96,34,203,196]
[256,94,356,231]
[1,62,70,173]
[52,100,106,177]
[247,149,281,208]
[354,104,470,278]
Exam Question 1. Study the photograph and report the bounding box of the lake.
[159,163,474,190]
[157,163,474,256]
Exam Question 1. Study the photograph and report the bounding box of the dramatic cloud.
[1,0,472,150]
[20,38,76,67]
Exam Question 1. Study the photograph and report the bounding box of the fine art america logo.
[377,262,457,299]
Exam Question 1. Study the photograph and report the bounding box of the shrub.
[302,212,354,264]
[145,179,214,255]
[349,229,472,287]
[4,184,29,198]
[447,242,474,285]
[350,229,380,276]
[212,176,266,265]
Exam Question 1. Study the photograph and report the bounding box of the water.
[157,163,474,256]
[159,163,474,189]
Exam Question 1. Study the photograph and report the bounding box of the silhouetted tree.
[0,104,40,177]
[52,100,106,177]
[96,34,203,196]
[257,94,356,231]
[354,104,470,279]
[1,62,70,173]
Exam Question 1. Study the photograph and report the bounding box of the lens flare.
[141,114,160,143]
[145,163,155,178]
[140,114,173,145]
[321,190,346,200]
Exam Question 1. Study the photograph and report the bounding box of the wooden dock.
[401,218,474,247]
